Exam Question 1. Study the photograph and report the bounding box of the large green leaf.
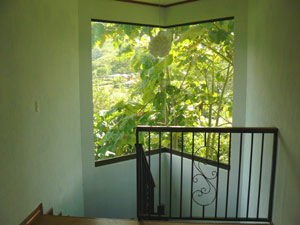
[91,23,105,47]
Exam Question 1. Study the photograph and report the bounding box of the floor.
[33,216,270,225]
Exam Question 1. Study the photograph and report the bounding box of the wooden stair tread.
[32,215,270,225]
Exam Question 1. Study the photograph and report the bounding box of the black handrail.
[136,126,278,223]
[136,125,278,133]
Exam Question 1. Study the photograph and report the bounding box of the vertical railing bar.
[144,160,146,217]
[180,132,184,218]
[190,132,195,218]
[203,132,206,219]
[257,133,265,218]
[247,133,254,218]
[236,133,243,218]
[268,131,278,221]
[136,130,139,144]
[136,129,140,218]
[159,131,162,217]
[215,132,221,218]
[225,133,232,218]
[146,131,152,218]
[148,131,151,166]
[142,153,145,217]
[141,154,143,217]
[169,131,173,217]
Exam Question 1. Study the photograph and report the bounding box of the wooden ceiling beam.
[116,0,198,8]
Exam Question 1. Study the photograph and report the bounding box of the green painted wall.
[0,0,84,224]
[246,0,300,224]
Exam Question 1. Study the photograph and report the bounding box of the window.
[91,19,234,162]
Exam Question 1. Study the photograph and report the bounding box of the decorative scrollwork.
[192,146,217,207]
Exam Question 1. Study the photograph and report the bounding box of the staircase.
[21,204,273,225]
[20,125,278,225]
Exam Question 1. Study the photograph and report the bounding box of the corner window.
[91,19,234,162]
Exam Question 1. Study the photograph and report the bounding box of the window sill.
[95,147,230,170]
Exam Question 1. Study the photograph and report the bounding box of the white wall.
[0,0,84,224]
[245,0,300,224]
[160,134,273,220]
[82,159,137,218]
[239,133,274,219]
[162,154,231,218]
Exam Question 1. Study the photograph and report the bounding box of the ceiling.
[116,0,197,7]
[128,0,185,4]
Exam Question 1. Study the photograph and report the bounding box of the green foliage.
[92,20,234,162]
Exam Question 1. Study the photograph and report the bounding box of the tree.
[91,20,234,161]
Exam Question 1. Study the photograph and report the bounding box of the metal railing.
[136,143,155,216]
[136,126,278,223]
